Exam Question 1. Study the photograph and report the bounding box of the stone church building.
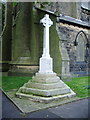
[1,2,90,79]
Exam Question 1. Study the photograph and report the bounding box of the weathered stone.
[76,33,85,61]
[18,87,71,97]
[24,81,65,90]
[16,14,76,102]
[43,2,79,19]
[7,5,62,76]
[57,18,90,77]
[16,90,76,103]
[2,3,13,71]
[81,2,90,22]
[56,25,71,80]
[39,14,53,74]
[32,73,59,83]
[16,72,76,101]
[2,2,90,78]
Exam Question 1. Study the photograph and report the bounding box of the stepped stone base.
[16,73,76,102]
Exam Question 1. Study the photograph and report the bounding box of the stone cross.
[39,14,53,74]
[40,14,53,58]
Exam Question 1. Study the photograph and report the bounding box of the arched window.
[75,31,88,62]
[76,33,85,61]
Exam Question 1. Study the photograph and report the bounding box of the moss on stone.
[3,3,62,75]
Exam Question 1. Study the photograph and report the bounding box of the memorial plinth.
[16,14,76,102]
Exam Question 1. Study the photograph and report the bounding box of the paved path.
[1,90,89,119]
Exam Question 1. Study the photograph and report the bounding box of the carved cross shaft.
[40,14,53,58]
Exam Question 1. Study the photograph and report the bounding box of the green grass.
[65,76,90,98]
[2,76,32,91]
[1,75,90,98]
[0,77,2,88]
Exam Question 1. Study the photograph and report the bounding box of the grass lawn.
[1,75,90,98]
[65,76,90,98]
[1,76,32,91]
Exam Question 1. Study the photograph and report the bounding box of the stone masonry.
[16,14,76,102]
[57,17,90,77]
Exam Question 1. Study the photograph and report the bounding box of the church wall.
[80,2,90,22]
[41,2,81,19]
[0,3,2,62]
[8,3,43,76]
[2,2,90,77]
[8,3,62,76]
[57,22,90,76]
[2,3,12,71]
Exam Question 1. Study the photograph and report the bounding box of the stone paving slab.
[4,89,81,113]
[1,89,89,118]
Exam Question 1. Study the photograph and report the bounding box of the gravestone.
[16,14,76,102]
